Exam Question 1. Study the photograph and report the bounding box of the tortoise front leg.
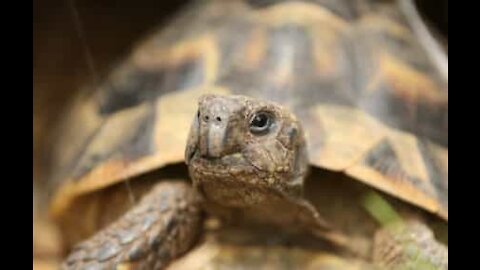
[373,220,448,270]
[61,181,202,270]
[364,192,448,269]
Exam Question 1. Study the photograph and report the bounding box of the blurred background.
[33,0,447,269]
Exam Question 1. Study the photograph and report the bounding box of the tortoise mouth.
[188,150,259,176]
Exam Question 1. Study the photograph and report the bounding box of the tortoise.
[46,0,448,269]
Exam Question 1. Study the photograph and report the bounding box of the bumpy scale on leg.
[61,181,202,270]
[373,220,448,270]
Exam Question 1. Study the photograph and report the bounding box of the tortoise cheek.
[277,121,301,150]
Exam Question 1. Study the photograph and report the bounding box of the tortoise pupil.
[252,114,268,128]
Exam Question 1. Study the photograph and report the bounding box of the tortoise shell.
[49,0,447,223]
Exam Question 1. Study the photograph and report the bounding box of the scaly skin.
[373,220,448,270]
[61,182,201,270]
[61,94,447,269]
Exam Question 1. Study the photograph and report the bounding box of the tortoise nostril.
[216,117,221,122]
[204,115,209,121]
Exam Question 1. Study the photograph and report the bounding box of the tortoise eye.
[249,112,273,135]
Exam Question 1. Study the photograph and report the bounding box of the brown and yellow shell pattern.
[49,0,447,227]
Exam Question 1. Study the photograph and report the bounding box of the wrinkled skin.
[186,95,332,234]
[62,95,446,270]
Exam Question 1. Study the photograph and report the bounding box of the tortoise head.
[186,94,309,207]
